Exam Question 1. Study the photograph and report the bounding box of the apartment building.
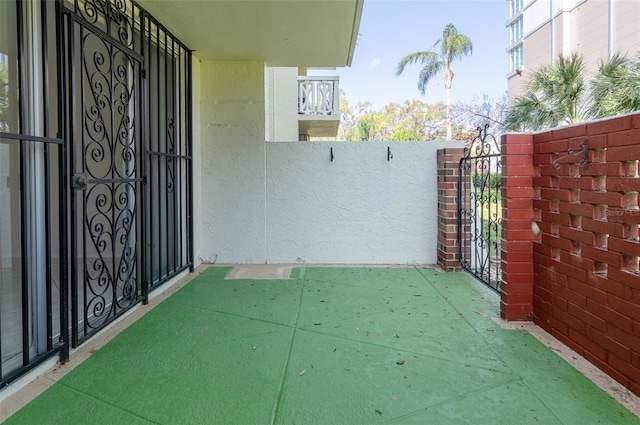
[507,0,640,100]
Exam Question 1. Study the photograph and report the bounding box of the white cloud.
[369,57,382,69]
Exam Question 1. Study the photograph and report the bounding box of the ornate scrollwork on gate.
[459,124,502,291]
[81,27,138,331]
[73,0,136,49]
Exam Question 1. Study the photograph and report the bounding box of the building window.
[509,44,523,72]
[509,17,523,45]
[510,0,523,19]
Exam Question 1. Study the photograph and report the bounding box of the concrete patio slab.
[2,267,639,424]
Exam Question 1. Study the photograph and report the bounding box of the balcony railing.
[298,77,340,116]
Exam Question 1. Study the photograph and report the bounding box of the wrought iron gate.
[61,0,145,345]
[0,0,192,387]
[458,124,502,291]
[60,0,193,346]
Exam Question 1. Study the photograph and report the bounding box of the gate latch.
[72,173,90,190]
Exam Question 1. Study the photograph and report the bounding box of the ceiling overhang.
[136,0,364,67]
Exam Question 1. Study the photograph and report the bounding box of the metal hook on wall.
[330,147,334,162]
[387,146,393,161]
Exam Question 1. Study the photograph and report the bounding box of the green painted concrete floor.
[4,267,640,424]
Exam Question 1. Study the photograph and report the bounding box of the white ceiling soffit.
[136,0,364,67]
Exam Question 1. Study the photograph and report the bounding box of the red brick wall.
[437,148,464,271]
[501,134,535,321]
[503,114,640,397]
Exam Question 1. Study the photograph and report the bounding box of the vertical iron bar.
[17,0,30,367]
[148,18,154,288]
[56,0,70,362]
[156,23,162,282]
[68,12,79,347]
[110,26,117,323]
[176,45,185,268]
[186,49,193,272]
[80,22,90,339]
[163,29,169,278]
[140,10,148,304]
[171,37,177,274]
[41,0,54,351]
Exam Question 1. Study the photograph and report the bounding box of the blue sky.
[311,0,508,109]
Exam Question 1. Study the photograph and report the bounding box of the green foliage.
[395,23,472,93]
[591,53,640,118]
[506,52,640,132]
[472,172,501,189]
[356,118,373,141]
[389,129,421,141]
[331,90,505,142]
[396,23,472,139]
[506,53,589,131]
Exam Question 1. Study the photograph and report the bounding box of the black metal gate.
[60,0,193,346]
[0,0,192,387]
[458,124,502,292]
[61,0,145,345]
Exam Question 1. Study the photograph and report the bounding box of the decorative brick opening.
[502,114,640,397]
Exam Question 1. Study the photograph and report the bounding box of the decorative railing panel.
[298,77,339,116]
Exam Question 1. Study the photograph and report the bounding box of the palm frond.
[395,51,437,76]
[417,60,444,95]
[591,52,640,118]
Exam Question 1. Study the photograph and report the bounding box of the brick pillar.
[501,134,535,320]
[437,148,464,271]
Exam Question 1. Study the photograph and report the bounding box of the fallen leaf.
[476,311,483,316]
[299,369,306,376]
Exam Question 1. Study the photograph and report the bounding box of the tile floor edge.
[492,317,640,418]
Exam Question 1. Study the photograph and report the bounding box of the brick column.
[437,148,464,271]
[501,134,535,320]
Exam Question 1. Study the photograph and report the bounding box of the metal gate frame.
[458,124,502,292]
[1,0,193,387]
[58,0,194,347]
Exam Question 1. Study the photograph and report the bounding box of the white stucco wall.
[199,61,267,263]
[197,61,463,265]
[265,67,299,142]
[265,141,461,264]
[191,55,202,267]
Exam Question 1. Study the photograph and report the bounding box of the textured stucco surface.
[265,141,461,264]
[191,56,202,266]
[198,62,463,264]
[265,67,299,142]
[199,61,267,263]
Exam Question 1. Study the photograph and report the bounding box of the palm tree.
[591,53,640,118]
[505,53,590,131]
[396,23,472,140]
